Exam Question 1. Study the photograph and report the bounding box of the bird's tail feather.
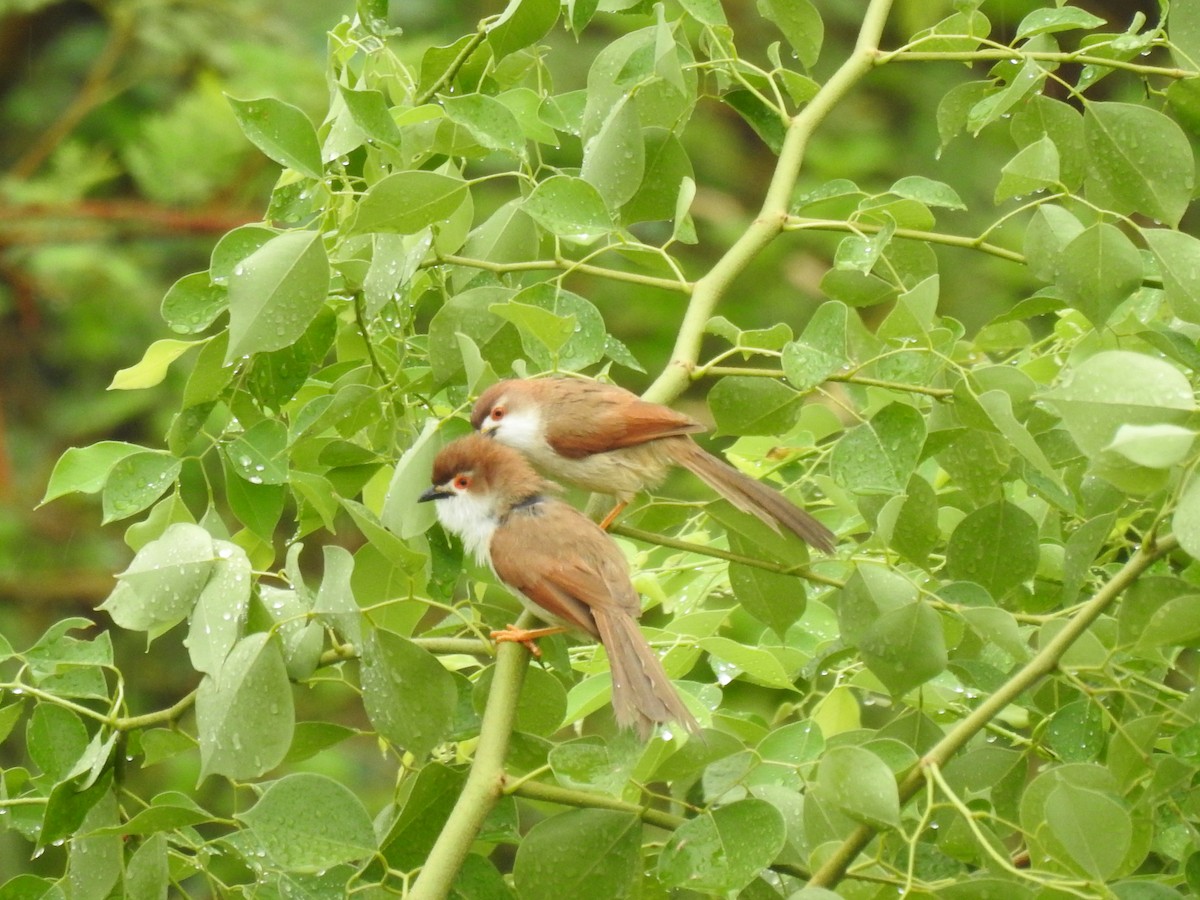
[592,608,698,740]
[669,438,836,553]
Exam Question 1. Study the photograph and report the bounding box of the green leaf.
[1040,350,1194,460]
[195,632,294,781]
[945,501,1039,599]
[1084,102,1195,227]
[442,93,525,157]
[1143,227,1200,325]
[838,563,918,645]
[524,175,613,239]
[161,271,228,334]
[1106,423,1196,468]
[622,127,694,225]
[1023,204,1084,282]
[756,0,822,69]
[708,376,803,436]
[41,441,145,504]
[28,704,88,782]
[829,402,926,495]
[890,175,965,210]
[679,0,725,25]
[514,809,640,900]
[859,602,947,696]
[1174,477,1200,560]
[1016,7,1106,40]
[658,799,787,894]
[697,637,795,689]
[351,171,470,235]
[548,739,639,794]
[1054,222,1143,327]
[487,0,559,61]
[227,95,322,179]
[382,418,449,541]
[225,230,330,361]
[729,559,805,637]
[360,627,455,758]
[820,268,899,308]
[238,773,376,871]
[100,451,181,524]
[225,419,289,485]
[580,96,644,208]
[815,745,900,830]
[502,282,607,370]
[782,301,849,391]
[1045,782,1132,879]
[338,86,402,146]
[125,832,168,898]
[995,136,1060,202]
[427,286,522,384]
[489,300,576,356]
[109,338,203,391]
[1046,699,1106,763]
[185,541,252,676]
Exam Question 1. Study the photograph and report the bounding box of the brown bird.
[419,433,698,739]
[470,377,835,552]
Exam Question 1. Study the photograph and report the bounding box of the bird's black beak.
[418,485,450,503]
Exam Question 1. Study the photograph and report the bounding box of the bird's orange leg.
[597,500,628,531]
[490,623,569,657]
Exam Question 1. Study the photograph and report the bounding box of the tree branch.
[784,217,1026,266]
[611,524,843,587]
[642,0,895,406]
[433,253,692,293]
[409,613,533,900]
[806,532,1179,890]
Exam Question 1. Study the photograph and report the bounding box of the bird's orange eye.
[490,407,505,421]
[453,475,471,491]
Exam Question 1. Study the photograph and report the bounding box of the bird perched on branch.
[471,377,835,552]
[420,433,698,739]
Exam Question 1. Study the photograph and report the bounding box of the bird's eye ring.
[453,475,471,490]
[490,407,505,421]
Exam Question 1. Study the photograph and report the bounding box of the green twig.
[805,533,1178,890]
[784,217,1026,265]
[880,48,1195,80]
[414,28,488,105]
[433,253,692,293]
[508,779,684,831]
[642,0,895,405]
[409,612,533,900]
[611,524,844,588]
[692,365,954,399]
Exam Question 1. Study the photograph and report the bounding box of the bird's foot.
[490,623,568,657]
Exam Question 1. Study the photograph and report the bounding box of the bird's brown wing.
[489,499,641,636]
[542,380,705,459]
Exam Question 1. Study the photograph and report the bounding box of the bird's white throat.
[434,491,498,565]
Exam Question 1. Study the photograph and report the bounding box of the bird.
[470,377,835,552]
[418,433,699,739]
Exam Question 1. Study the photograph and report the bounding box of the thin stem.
[692,365,954,399]
[642,0,895,405]
[433,253,691,293]
[785,217,1026,265]
[414,28,488,105]
[806,533,1179,889]
[881,48,1194,80]
[508,779,684,831]
[611,524,844,587]
[409,612,533,900]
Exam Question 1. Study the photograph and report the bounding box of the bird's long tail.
[592,607,698,740]
[668,437,836,553]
